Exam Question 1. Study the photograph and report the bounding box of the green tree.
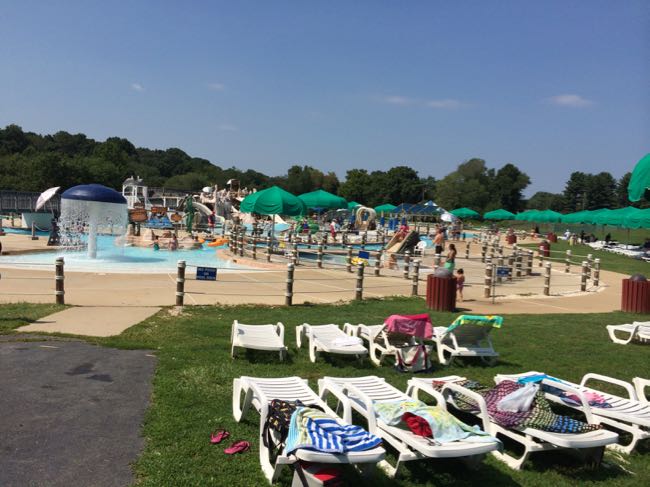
[586,172,617,210]
[338,169,372,204]
[527,192,565,211]
[562,171,589,212]
[491,163,530,212]
[436,158,492,211]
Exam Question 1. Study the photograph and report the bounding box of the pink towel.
[385,314,433,339]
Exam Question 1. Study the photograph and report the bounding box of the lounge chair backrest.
[452,325,493,347]
[249,376,323,405]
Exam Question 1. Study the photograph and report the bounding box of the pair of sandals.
[210,429,250,454]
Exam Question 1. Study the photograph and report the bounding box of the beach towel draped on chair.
[385,314,433,339]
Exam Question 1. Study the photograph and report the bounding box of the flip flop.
[224,440,250,455]
[210,429,230,444]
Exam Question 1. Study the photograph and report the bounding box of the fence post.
[411,260,420,296]
[176,260,186,307]
[465,242,470,260]
[565,250,571,273]
[526,250,533,276]
[515,250,522,278]
[292,242,298,266]
[238,230,245,257]
[481,243,487,263]
[252,235,257,260]
[374,250,382,276]
[30,222,39,240]
[355,263,365,300]
[587,253,593,279]
[497,253,504,284]
[266,236,272,262]
[346,245,353,273]
[581,261,588,292]
[484,258,492,298]
[403,251,411,279]
[55,257,65,305]
[317,244,323,268]
[593,258,601,287]
[285,263,294,306]
[544,262,551,296]
[507,253,514,282]
[538,248,544,267]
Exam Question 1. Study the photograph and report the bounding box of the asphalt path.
[0,339,156,487]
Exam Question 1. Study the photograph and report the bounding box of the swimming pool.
[0,233,249,273]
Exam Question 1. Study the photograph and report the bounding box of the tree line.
[0,124,645,213]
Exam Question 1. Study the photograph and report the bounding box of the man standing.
[433,228,444,256]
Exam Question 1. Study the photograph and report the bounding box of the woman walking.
[444,243,457,272]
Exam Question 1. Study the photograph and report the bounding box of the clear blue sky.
[1,1,648,195]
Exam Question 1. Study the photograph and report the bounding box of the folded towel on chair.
[331,336,363,347]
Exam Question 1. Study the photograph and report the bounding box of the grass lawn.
[518,239,649,277]
[0,303,64,334]
[2,299,650,486]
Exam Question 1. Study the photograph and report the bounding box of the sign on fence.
[358,250,370,260]
[496,266,511,278]
[196,266,217,281]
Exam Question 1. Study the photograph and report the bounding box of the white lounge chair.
[232,376,385,483]
[495,371,650,454]
[606,321,650,345]
[231,320,287,360]
[318,375,500,478]
[407,376,618,469]
[433,316,501,365]
[345,323,417,366]
[634,377,650,403]
[296,323,367,362]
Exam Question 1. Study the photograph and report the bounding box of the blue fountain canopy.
[61,184,127,204]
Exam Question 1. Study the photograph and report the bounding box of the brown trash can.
[538,241,551,257]
[426,274,457,311]
[547,233,558,243]
[621,279,650,314]
[506,234,517,245]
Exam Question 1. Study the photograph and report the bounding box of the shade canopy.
[628,153,650,202]
[374,203,397,213]
[623,208,650,229]
[561,210,589,224]
[347,201,361,209]
[483,209,515,220]
[450,207,480,219]
[532,209,564,223]
[61,184,126,204]
[514,209,540,221]
[240,186,307,216]
[593,206,643,226]
[35,186,60,211]
[297,189,347,210]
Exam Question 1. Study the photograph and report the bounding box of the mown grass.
[3,299,650,486]
[0,302,64,334]
[519,239,649,277]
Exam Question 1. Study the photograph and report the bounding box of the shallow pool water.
[0,233,249,273]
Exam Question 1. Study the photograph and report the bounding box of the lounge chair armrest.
[296,323,311,348]
[541,379,595,423]
[441,382,492,434]
[341,382,379,435]
[275,322,285,343]
[580,373,637,400]
[318,379,354,425]
[632,378,649,404]
[405,379,447,410]
[342,323,357,336]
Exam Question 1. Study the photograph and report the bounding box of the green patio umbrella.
[347,201,361,210]
[623,208,650,229]
[628,153,650,202]
[533,210,563,223]
[450,207,480,219]
[483,209,516,220]
[297,189,347,210]
[594,206,642,226]
[580,208,609,225]
[562,210,589,224]
[240,186,307,216]
[374,203,397,213]
[514,210,540,221]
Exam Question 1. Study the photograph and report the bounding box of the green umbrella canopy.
[532,209,564,223]
[562,210,589,224]
[450,207,480,219]
[623,208,650,229]
[628,153,650,202]
[347,201,361,210]
[374,203,397,213]
[297,189,347,210]
[515,209,540,221]
[594,206,642,226]
[483,209,516,220]
[240,186,307,216]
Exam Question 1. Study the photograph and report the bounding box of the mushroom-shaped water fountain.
[59,184,128,259]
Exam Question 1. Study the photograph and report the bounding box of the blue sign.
[358,250,370,260]
[496,266,510,278]
[196,266,217,281]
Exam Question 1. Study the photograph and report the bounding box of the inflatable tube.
[207,238,228,247]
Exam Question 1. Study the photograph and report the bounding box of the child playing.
[456,268,465,302]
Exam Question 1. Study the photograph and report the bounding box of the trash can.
[547,232,558,243]
[506,234,517,245]
[426,270,457,312]
[538,240,551,258]
[621,275,650,314]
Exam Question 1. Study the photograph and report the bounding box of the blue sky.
[1,1,648,195]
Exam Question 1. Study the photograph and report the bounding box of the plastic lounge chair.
[346,323,417,366]
[634,378,650,404]
[433,315,502,365]
[606,321,650,345]
[494,371,650,454]
[232,376,385,483]
[231,320,287,360]
[407,376,618,469]
[296,323,367,363]
[318,375,500,478]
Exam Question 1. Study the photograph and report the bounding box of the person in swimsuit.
[445,243,457,272]
[456,268,465,302]
[433,229,444,256]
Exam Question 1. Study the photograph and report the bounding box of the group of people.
[152,233,178,251]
